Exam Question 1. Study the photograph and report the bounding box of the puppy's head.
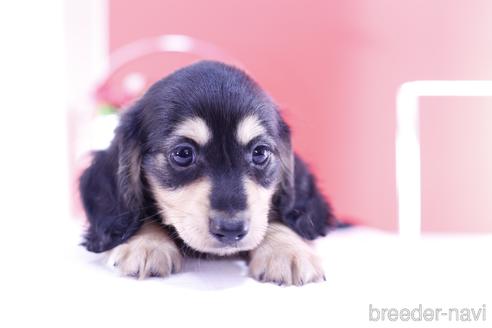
[117,61,293,255]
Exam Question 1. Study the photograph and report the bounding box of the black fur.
[79,60,336,253]
[80,104,156,253]
[274,155,335,240]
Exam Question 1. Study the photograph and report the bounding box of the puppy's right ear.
[272,116,336,240]
[79,104,146,253]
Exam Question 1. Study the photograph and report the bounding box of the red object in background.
[109,0,492,232]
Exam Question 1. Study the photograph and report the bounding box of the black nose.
[209,217,248,244]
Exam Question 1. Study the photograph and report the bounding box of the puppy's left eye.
[171,145,195,167]
[252,145,271,165]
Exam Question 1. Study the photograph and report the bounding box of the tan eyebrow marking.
[236,115,266,145]
[174,117,211,145]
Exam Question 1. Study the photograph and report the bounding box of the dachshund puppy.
[80,61,336,285]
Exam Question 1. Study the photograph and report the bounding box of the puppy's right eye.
[252,145,271,166]
[170,145,195,167]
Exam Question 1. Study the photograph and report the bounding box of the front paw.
[249,224,325,286]
[107,224,183,279]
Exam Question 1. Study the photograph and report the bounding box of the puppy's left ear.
[79,104,146,252]
[273,118,336,240]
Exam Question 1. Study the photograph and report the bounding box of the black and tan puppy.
[80,61,336,285]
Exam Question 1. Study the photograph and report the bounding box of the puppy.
[80,61,336,285]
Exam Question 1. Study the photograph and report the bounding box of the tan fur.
[241,177,275,250]
[236,115,266,145]
[149,176,215,252]
[107,221,182,279]
[116,140,143,205]
[148,175,274,255]
[174,117,211,145]
[249,222,325,286]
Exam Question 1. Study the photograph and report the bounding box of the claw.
[128,271,139,278]
[150,271,161,278]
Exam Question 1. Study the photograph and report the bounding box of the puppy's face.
[139,62,291,255]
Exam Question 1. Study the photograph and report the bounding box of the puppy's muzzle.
[209,217,249,245]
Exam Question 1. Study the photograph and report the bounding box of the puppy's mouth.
[172,219,264,256]
[209,242,243,254]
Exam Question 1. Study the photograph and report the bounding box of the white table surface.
[3,218,490,328]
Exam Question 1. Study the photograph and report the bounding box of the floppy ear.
[273,118,336,240]
[80,105,146,253]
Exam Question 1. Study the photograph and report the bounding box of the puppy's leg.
[249,222,325,286]
[107,222,183,279]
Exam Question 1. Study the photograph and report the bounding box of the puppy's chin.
[173,223,269,256]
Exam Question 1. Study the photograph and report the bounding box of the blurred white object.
[89,113,119,151]
[122,72,146,95]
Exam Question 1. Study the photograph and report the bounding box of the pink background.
[108,0,492,232]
